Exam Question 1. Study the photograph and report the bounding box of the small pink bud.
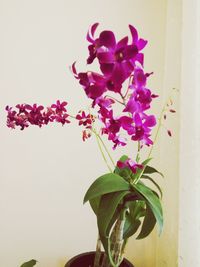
[167,130,172,137]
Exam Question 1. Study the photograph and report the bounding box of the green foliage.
[143,165,164,177]
[83,173,130,204]
[137,204,156,239]
[85,156,164,263]
[132,182,163,235]
[89,196,101,215]
[97,191,130,237]
[123,200,146,239]
[132,158,152,182]
[141,175,163,198]
[20,260,37,267]
[96,191,130,257]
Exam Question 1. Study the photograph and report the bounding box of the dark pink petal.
[87,22,99,43]
[123,45,138,60]
[100,63,114,75]
[117,160,126,169]
[144,115,156,127]
[25,104,32,110]
[112,64,127,85]
[144,136,153,145]
[134,68,147,87]
[137,39,148,50]
[135,53,144,66]
[146,72,154,78]
[121,60,135,75]
[61,101,68,107]
[85,84,106,99]
[91,23,99,36]
[99,30,116,49]
[87,44,97,64]
[129,25,138,43]
[134,113,142,126]
[116,36,128,49]
[71,62,78,78]
[38,105,44,111]
[91,72,105,84]
[97,52,114,63]
[151,94,159,98]
[119,116,134,134]
[123,98,138,114]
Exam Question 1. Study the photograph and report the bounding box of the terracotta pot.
[65,251,134,267]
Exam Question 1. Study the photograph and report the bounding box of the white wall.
[0,1,180,267]
[179,0,200,266]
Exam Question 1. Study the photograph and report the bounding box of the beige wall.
[0,1,180,267]
[179,0,200,266]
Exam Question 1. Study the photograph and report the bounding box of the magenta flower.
[51,100,68,114]
[131,113,156,145]
[53,113,70,125]
[82,129,91,142]
[7,24,159,150]
[94,96,114,109]
[6,101,71,129]
[6,106,29,130]
[85,23,149,95]
[73,67,107,100]
[117,158,143,174]
[76,111,94,128]
[109,135,127,150]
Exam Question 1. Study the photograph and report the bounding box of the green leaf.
[132,182,163,235]
[20,260,37,267]
[99,209,118,257]
[141,175,163,198]
[143,166,164,177]
[89,196,100,215]
[83,173,130,203]
[97,191,130,237]
[123,214,141,239]
[123,200,145,239]
[133,158,152,182]
[137,204,156,239]
[129,200,146,220]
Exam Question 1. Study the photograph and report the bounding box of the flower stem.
[93,129,112,172]
[136,141,141,162]
[97,134,115,168]
[105,95,125,106]
[147,92,174,158]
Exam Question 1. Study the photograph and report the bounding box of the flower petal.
[116,36,128,49]
[144,115,156,127]
[137,38,148,50]
[99,30,116,49]
[100,63,114,75]
[97,52,114,63]
[129,25,138,43]
[87,22,99,43]
[134,113,142,126]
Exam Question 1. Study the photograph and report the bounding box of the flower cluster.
[76,111,95,141]
[6,100,70,130]
[6,24,159,150]
[73,23,158,149]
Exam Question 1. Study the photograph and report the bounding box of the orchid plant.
[7,24,175,267]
